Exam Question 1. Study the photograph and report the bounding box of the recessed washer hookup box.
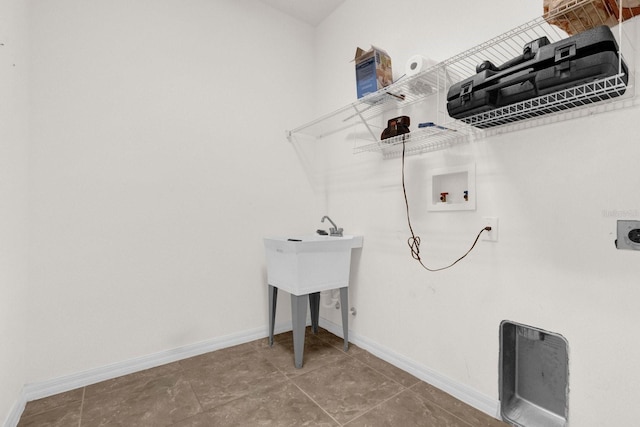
[354,45,392,99]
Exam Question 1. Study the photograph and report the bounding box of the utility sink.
[264,233,363,368]
[264,235,363,296]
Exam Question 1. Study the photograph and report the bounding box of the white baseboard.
[2,393,26,427]
[4,318,500,426]
[318,317,501,420]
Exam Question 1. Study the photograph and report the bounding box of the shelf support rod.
[351,104,378,141]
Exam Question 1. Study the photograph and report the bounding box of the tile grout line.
[178,341,331,424]
[342,386,410,426]
[332,338,422,392]
[178,363,208,424]
[331,334,491,426]
[317,332,478,426]
[288,379,343,426]
[276,333,352,426]
[77,387,85,427]
[286,334,413,427]
[175,346,271,424]
[406,382,475,427]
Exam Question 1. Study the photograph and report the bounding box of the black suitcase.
[446,26,628,124]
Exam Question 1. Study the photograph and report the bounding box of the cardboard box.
[354,46,392,99]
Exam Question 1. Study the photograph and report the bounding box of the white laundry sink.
[264,235,363,296]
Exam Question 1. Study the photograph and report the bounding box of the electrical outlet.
[482,217,499,242]
[616,220,640,250]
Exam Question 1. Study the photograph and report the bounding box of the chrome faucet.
[321,216,343,237]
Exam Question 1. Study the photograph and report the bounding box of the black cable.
[401,139,491,272]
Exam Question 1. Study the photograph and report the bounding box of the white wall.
[25,0,318,383]
[313,1,640,425]
[0,0,30,423]
[8,1,640,425]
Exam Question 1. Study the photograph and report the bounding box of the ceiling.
[258,0,346,26]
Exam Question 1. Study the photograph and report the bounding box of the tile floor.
[18,327,509,426]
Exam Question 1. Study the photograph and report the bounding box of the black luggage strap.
[554,44,577,71]
[554,44,577,61]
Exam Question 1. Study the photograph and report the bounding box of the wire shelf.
[353,121,473,159]
[459,74,629,128]
[287,0,636,157]
[287,65,453,141]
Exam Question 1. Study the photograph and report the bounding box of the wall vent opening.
[500,320,569,427]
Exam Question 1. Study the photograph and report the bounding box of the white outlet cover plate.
[482,217,499,242]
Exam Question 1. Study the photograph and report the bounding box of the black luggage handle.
[458,70,536,104]
[483,71,537,95]
[458,41,577,101]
